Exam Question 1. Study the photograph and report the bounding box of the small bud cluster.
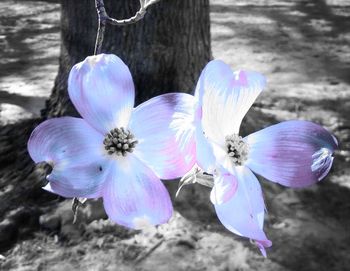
[225,134,249,166]
[104,127,138,156]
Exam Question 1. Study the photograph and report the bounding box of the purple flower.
[28,54,196,229]
[191,60,338,256]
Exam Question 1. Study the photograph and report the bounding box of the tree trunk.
[44,0,211,117]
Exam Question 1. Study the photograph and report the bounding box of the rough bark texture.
[44,0,211,117]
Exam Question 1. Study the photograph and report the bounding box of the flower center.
[225,134,249,166]
[103,127,138,156]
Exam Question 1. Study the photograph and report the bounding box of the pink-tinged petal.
[129,93,196,179]
[27,117,109,198]
[214,167,271,252]
[68,54,135,134]
[102,155,173,229]
[194,60,266,143]
[46,159,111,198]
[195,121,217,173]
[210,172,238,205]
[245,120,338,188]
[28,117,104,166]
[255,240,272,258]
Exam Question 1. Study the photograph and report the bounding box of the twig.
[94,0,107,55]
[72,197,87,224]
[176,166,214,198]
[135,238,164,264]
[94,0,160,55]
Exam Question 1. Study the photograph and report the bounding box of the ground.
[0,0,350,270]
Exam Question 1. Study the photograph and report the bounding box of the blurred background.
[0,0,349,270]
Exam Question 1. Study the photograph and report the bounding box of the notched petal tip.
[232,70,266,90]
[194,59,266,142]
[68,53,135,133]
[246,120,338,188]
[85,54,105,67]
[311,147,335,181]
[253,239,272,258]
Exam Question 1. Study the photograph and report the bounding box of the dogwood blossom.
[28,54,195,229]
[190,60,338,256]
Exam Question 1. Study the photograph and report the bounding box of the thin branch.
[176,166,214,198]
[94,0,107,55]
[93,0,160,54]
[72,197,87,224]
[135,238,164,264]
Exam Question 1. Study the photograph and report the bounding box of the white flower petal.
[129,93,196,179]
[102,155,172,229]
[214,167,271,248]
[195,60,266,142]
[28,117,109,198]
[68,54,135,134]
[210,172,238,205]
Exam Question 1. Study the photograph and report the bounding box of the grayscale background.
[0,0,349,270]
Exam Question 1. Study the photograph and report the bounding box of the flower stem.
[94,0,106,55]
[93,0,160,55]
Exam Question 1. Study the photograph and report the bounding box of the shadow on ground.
[1,0,350,270]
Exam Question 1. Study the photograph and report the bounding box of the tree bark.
[44,0,211,117]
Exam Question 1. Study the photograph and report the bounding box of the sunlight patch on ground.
[0,103,35,124]
[0,1,60,124]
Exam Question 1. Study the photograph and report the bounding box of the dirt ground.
[0,0,350,270]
